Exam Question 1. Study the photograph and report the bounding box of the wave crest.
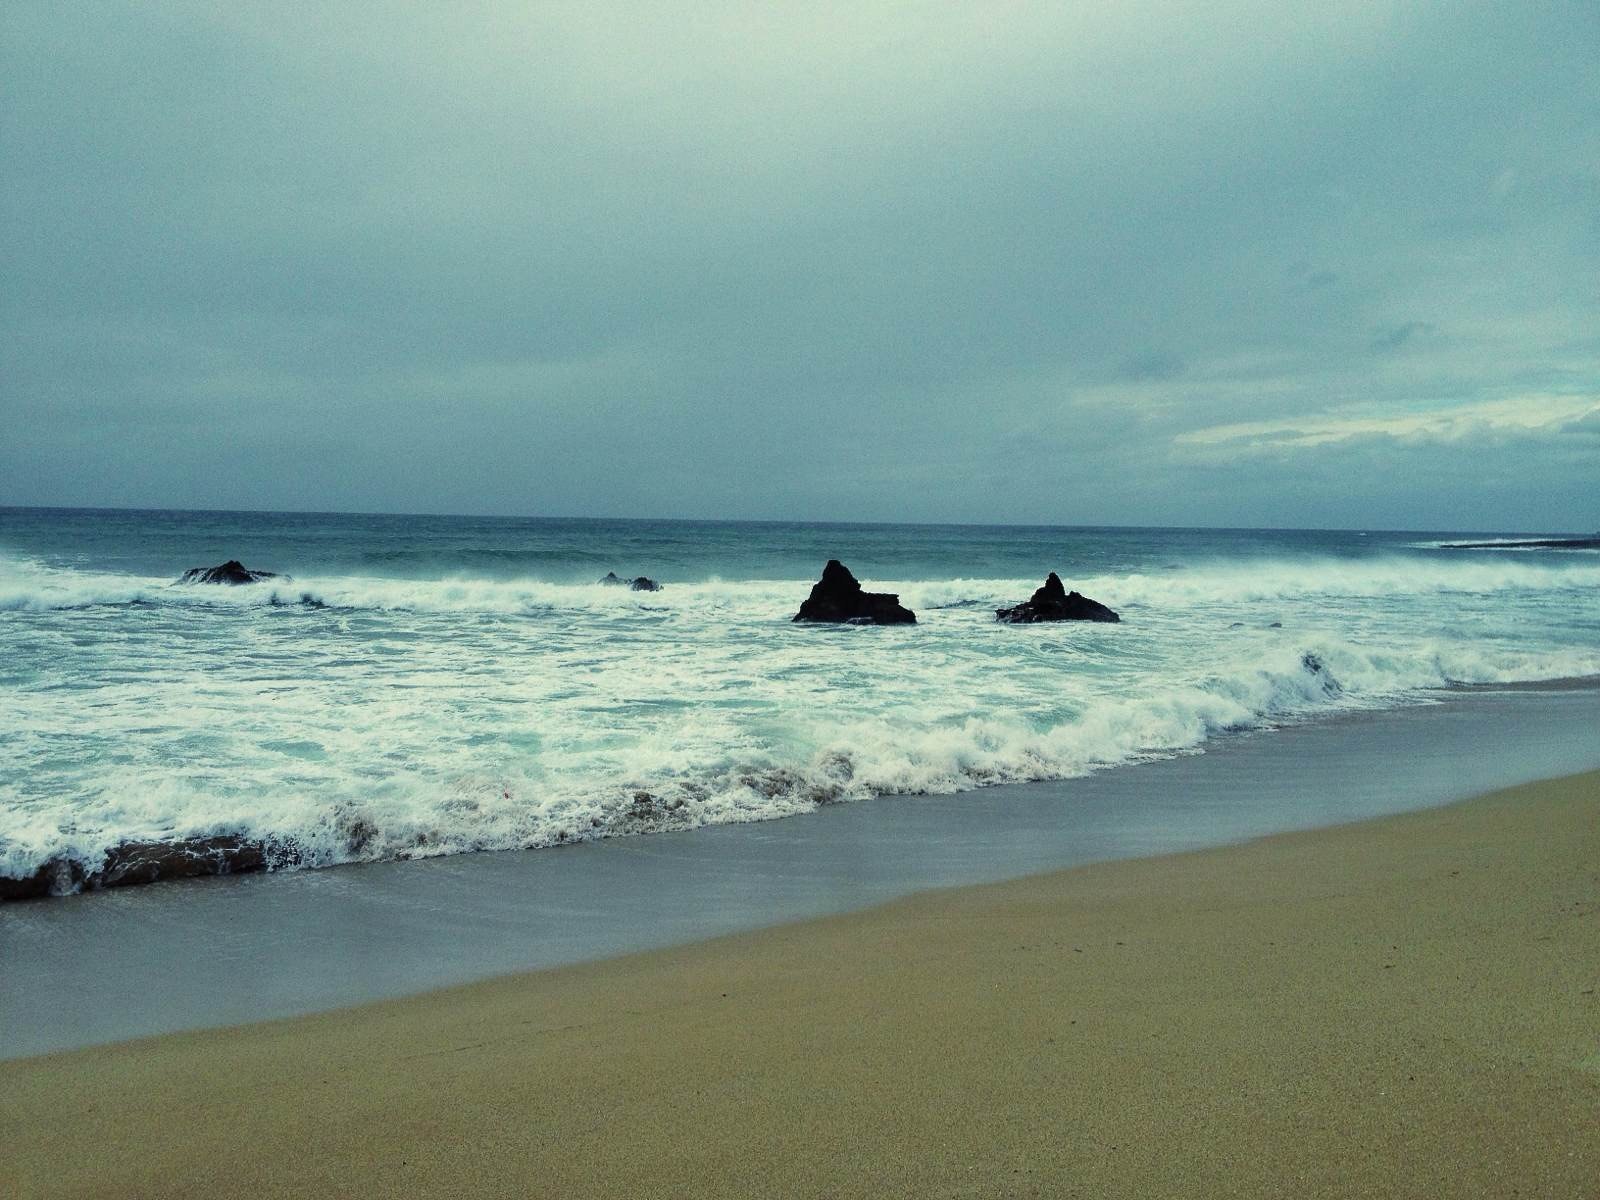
[5,634,1595,892]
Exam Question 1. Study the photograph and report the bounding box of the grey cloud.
[2,1,1597,528]
[1285,262,1338,292]
[1115,352,1186,383]
[1369,321,1438,353]
[1558,409,1600,438]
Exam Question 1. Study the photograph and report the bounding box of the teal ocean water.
[2,507,1597,889]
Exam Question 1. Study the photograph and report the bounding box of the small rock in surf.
[598,572,662,591]
[996,573,1119,623]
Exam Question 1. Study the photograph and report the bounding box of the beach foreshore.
[5,770,1596,1199]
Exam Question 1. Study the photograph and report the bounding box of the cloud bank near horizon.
[2,2,1597,530]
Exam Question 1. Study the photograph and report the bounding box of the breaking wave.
[3,629,1596,891]
[3,541,1599,894]
[2,552,1598,616]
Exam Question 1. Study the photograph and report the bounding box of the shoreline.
[1,673,1594,902]
[5,768,1597,1197]
[5,679,1600,1060]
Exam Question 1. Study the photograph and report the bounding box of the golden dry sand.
[4,771,1597,1199]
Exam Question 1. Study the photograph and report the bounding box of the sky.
[3,2,1597,530]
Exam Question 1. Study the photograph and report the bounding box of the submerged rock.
[0,836,271,901]
[793,560,916,625]
[996,573,1119,624]
[178,560,280,585]
[0,868,48,902]
[0,859,82,902]
[94,835,268,889]
[598,572,662,591]
[1301,652,1342,696]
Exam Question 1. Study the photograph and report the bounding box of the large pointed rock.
[793,560,915,625]
[178,560,280,585]
[997,573,1119,623]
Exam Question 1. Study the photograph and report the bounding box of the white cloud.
[1175,395,1600,451]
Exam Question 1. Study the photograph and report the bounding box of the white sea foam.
[3,548,1598,888]
[3,550,1598,616]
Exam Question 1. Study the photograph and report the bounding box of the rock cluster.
[996,573,1119,623]
[599,572,662,591]
[793,560,916,625]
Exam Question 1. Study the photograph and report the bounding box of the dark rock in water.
[1,835,270,901]
[599,572,662,591]
[997,573,1119,623]
[793,560,915,625]
[0,858,83,901]
[0,866,50,902]
[179,560,279,585]
[93,835,268,890]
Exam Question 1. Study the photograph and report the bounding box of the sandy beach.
[5,769,1596,1199]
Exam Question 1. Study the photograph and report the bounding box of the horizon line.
[0,502,1588,539]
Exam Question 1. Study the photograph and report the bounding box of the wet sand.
[5,769,1597,1198]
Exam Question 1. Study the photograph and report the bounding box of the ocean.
[2,506,1598,894]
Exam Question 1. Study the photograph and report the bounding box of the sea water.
[2,507,1597,888]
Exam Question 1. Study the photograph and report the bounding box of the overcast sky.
[3,2,1597,529]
